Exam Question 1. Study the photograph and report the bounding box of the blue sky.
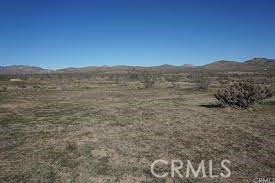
[0,0,275,69]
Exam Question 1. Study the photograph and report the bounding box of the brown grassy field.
[0,75,274,182]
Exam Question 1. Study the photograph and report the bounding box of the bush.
[119,79,129,87]
[165,74,180,88]
[0,86,7,92]
[193,73,210,91]
[127,69,139,81]
[214,81,272,109]
[33,85,41,89]
[142,73,155,89]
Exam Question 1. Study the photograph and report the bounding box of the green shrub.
[214,80,272,109]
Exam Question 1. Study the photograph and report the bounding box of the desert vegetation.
[142,72,156,89]
[191,71,210,91]
[0,68,274,182]
[215,80,272,109]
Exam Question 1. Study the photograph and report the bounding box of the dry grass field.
[0,75,274,182]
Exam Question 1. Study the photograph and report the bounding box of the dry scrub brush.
[142,72,155,89]
[214,80,272,109]
[191,72,210,91]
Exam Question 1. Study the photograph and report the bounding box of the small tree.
[214,80,272,109]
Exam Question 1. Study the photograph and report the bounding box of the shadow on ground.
[263,100,275,106]
[199,103,223,108]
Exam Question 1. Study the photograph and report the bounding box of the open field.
[0,75,274,182]
[1,0,275,181]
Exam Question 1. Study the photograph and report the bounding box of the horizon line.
[1,57,274,70]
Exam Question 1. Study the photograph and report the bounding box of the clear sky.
[0,0,275,69]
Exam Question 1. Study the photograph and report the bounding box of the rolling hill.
[201,58,275,71]
[0,58,274,75]
[0,65,52,75]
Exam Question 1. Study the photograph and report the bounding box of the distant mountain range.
[0,65,51,75]
[202,58,275,71]
[0,58,274,75]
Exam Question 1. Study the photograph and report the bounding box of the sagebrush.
[214,81,272,109]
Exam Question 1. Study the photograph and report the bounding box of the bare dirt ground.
[0,81,274,182]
